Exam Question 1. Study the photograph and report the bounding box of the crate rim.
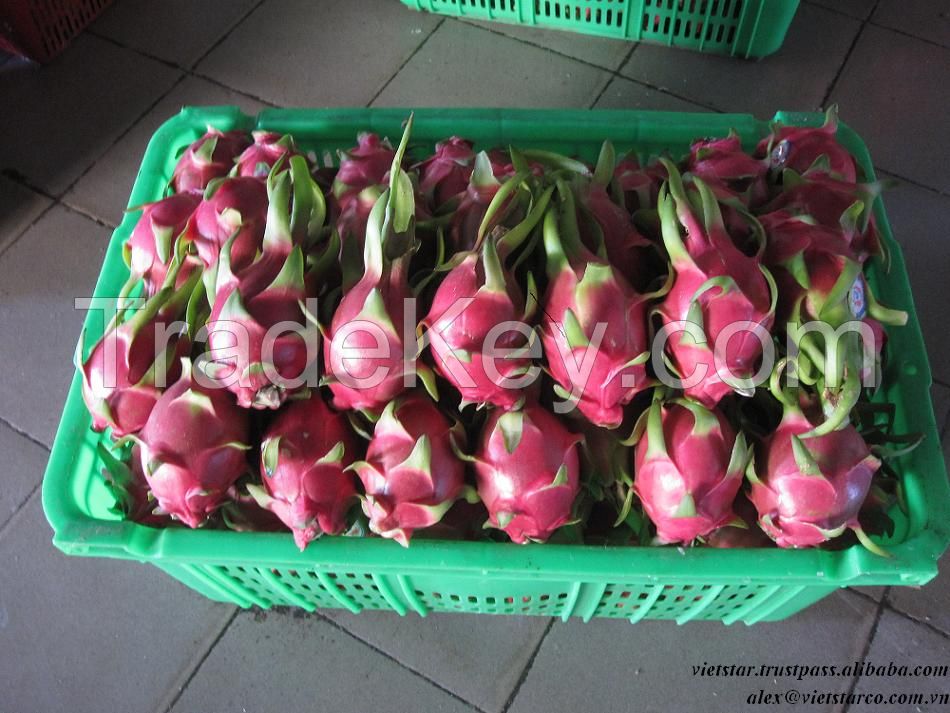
[42,106,950,591]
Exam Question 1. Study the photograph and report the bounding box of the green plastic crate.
[399,0,800,58]
[43,107,949,624]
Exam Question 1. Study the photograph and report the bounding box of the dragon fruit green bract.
[417,136,476,209]
[126,192,201,296]
[248,394,358,549]
[136,360,251,528]
[474,404,581,544]
[172,127,250,193]
[633,395,749,544]
[351,392,470,546]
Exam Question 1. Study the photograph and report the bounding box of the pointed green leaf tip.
[672,398,718,437]
[644,396,668,460]
[317,440,346,465]
[672,492,696,518]
[358,287,397,335]
[481,236,507,294]
[791,435,825,478]
[388,114,415,235]
[497,410,524,455]
[399,435,432,475]
[561,309,589,349]
[261,436,281,477]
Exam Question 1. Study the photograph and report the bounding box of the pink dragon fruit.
[416,136,476,209]
[332,132,396,209]
[757,106,857,183]
[705,493,774,548]
[747,372,882,550]
[324,117,429,412]
[135,360,251,528]
[575,141,654,288]
[422,182,552,410]
[235,131,305,179]
[187,176,268,272]
[350,392,471,546]
[474,404,581,544]
[125,192,201,295]
[172,127,250,193]
[247,393,359,549]
[540,185,651,428]
[613,154,666,214]
[686,132,768,207]
[447,151,527,253]
[80,264,197,437]
[97,442,167,526]
[633,394,749,544]
[657,160,777,407]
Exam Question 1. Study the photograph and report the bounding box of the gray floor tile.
[887,554,950,637]
[0,35,181,195]
[875,175,950,384]
[196,0,440,107]
[0,422,47,529]
[169,611,475,713]
[872,0,950,50]
[593,75,711,111]
[807,0,877,20]
[324,609,549,713]
[509,592,876,713]
[0,494,235,713]
[0,177,52,253]
[620,4,860,117]
[92,0,259,68]
[66,75,268,226]
[851,610,950,711]
[0,207,109,446]
[461,18,633,70]
[374,21,611,108]
[832,26,950,194]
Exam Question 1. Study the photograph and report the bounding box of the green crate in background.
[42,107,949,624]
[399,0,800,58]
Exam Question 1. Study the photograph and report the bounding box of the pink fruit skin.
[188,177,268,272]
[332,133,395,208]
[172,128,250,193]
[634,400,744,544]
[256,394,358,549]
[424,250,532,410]
[235,131,304,179]
[417,136,476,208]
[757,112,857,183]
[686,135,768,207]
[138,367,250,528]
[613,156,666,213]
[748,410,879,548]
[352,393,467,546]
[127,192,201,295]
[475,405,581,544]
[579,182,654,288]
[207,249,316,409]
[658,170,775,407]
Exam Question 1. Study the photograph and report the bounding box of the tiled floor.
[1,1,949,711]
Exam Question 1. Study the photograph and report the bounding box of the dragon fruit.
[633,394,749,544]
[97,442,166,526]
[613,154,666,214]
[747,368,882,550]
[686,132,768,207]
[332,132,396,208]
[80,263,197,437]
[574,141,654,288]
[422,181,552,410]
[247,394,358,549]
[474,404,581,543]
[172,127,250,193]
[235,131,305,179]
[188,176,268,273]
[126,192,201,296]
[350,392,471,546]
[541,183,651,428]
[324,117,428,412]
[657,160,777,407]
[416,136,476,209]
[135,360,251,528]
[447,151,528,253]
[757,106,857,183]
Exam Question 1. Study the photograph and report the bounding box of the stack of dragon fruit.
[80,108,911,553]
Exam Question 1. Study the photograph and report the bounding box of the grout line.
[866,20,950,53]
[801,0,871,22]
[160,608,240,713]
[0,480,42,541]
[841,590,887,713]
[0,200,57,262]
[186,69,280,107]
[187,0,266,71]
[315,613,488,713]
[366,18,446,107]
[875,166,950,199]
[881,600,950,642]
[0,414,51,453]
[844,587,881,605]
[500,618,554,713]
[819,3,876,109]
[57,198,119,230]
[589,42,639,108]
[86,29,180,70]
